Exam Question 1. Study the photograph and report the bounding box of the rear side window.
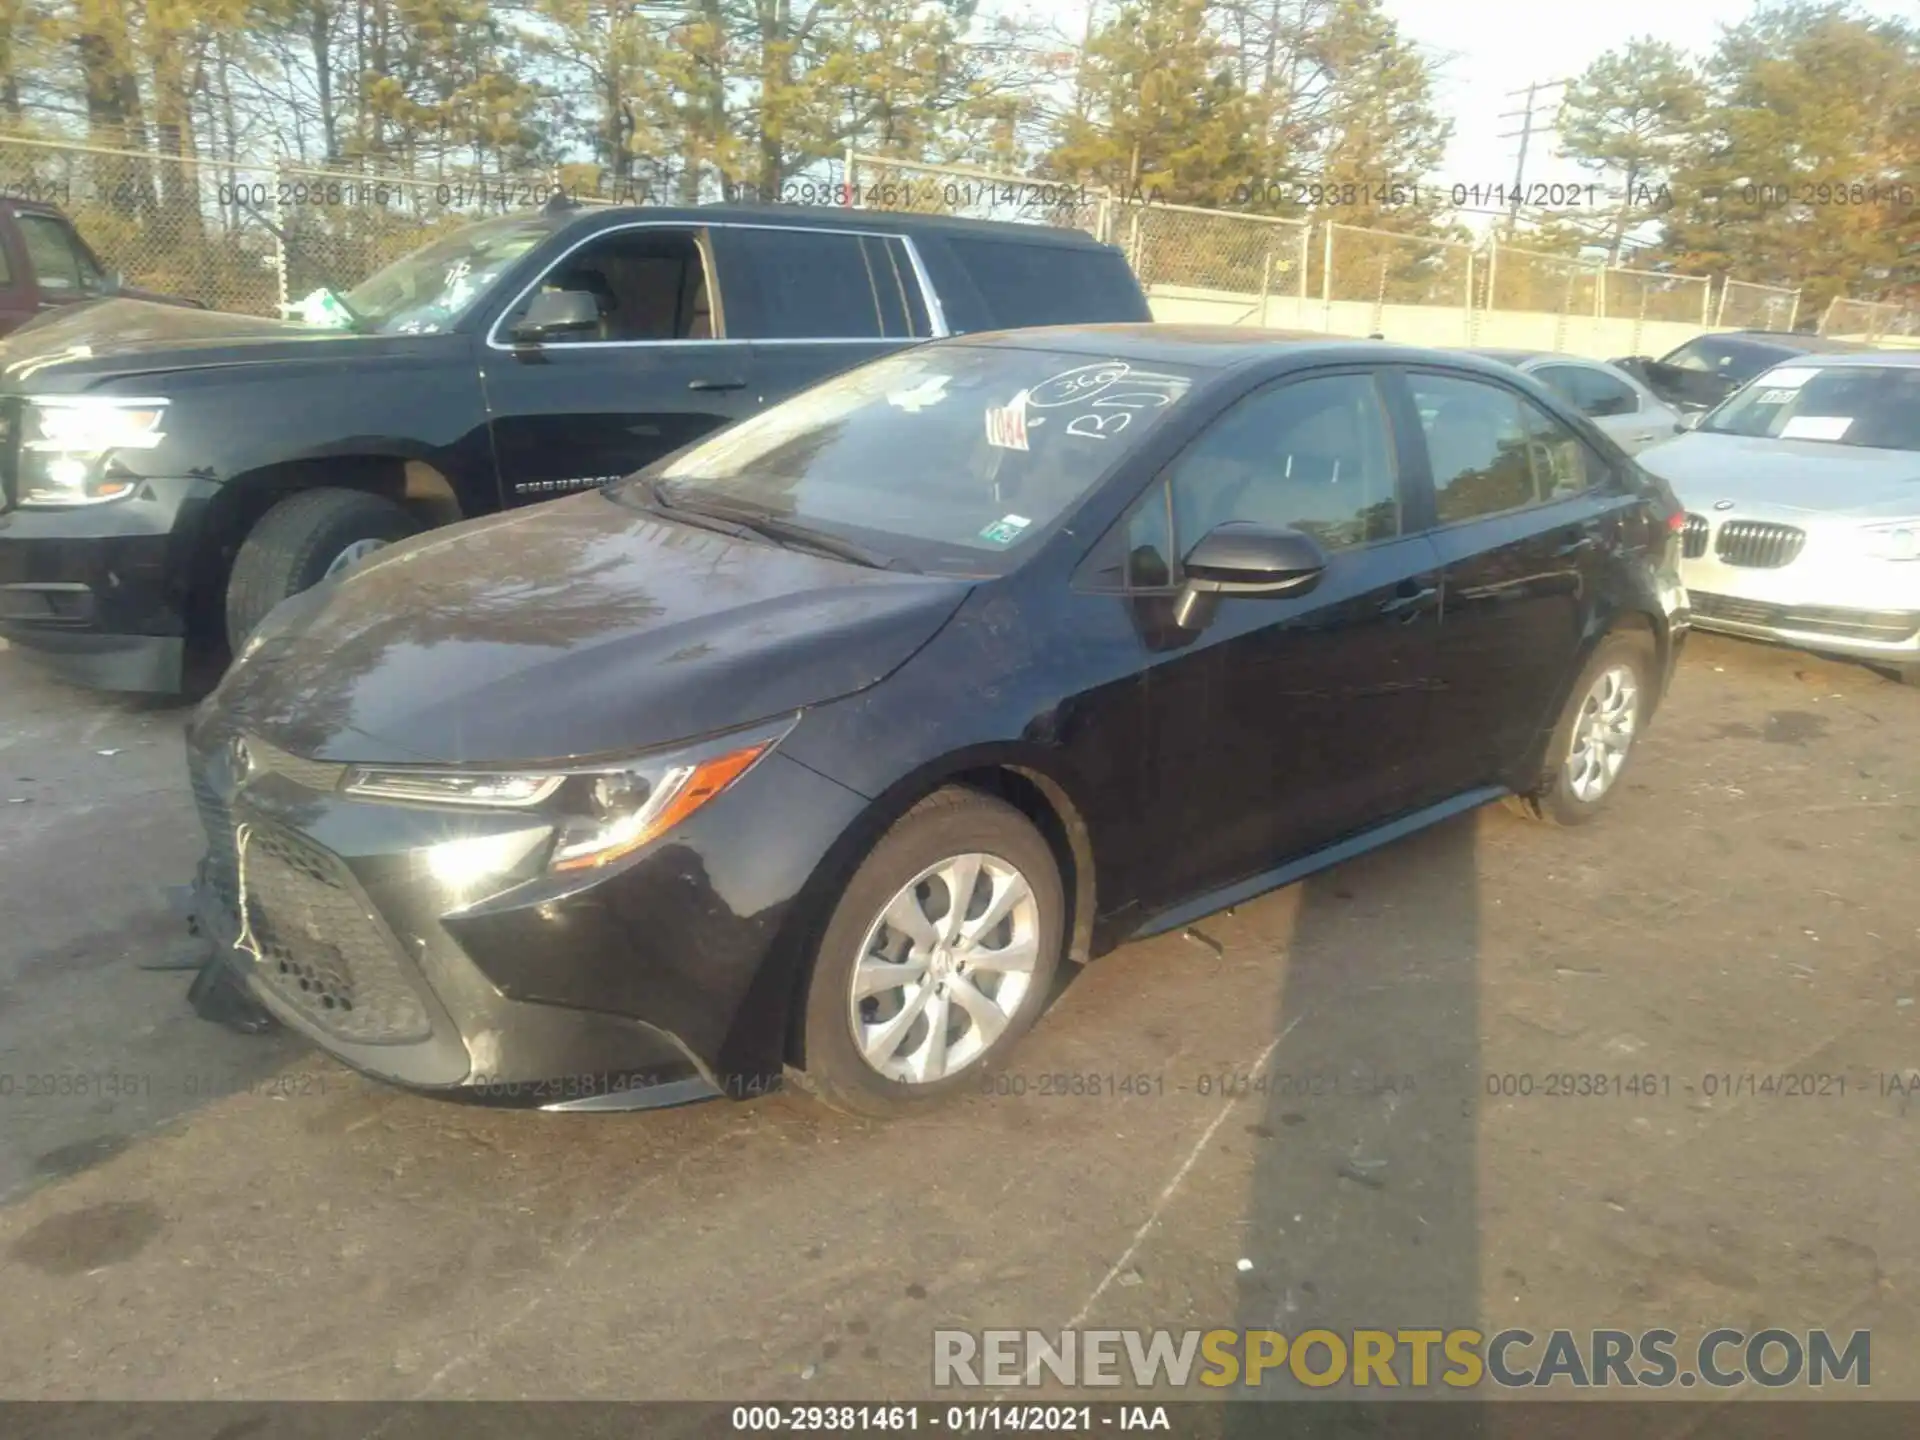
[944,238,1147,326]
[1536,363,1638,418]
[1410,373,1539,523]
[716,228,929,340]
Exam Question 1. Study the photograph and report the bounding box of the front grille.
[1691,592,1920,642]
[239,822,433,1045]
[1681,513,1709,559]
[1715,519,1806,569]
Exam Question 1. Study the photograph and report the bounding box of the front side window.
[1660,336,1794,386]
[628,345,1204,573]
[1162,372,1401,559]
[1700,364,1920,451]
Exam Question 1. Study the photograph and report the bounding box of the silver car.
[1464,349,1687,453]
[1636,352,1920,683]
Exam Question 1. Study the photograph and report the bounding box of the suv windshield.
[620,344,1204,573]
[1659,335,1799,385]
[339,215,556,334]
[1700,363,1920,450]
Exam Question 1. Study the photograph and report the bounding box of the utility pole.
[1496,79,1568,237]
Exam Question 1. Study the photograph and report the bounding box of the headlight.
[1861,522,1920,562]
[342,718,793,873]
[18,396,168,507]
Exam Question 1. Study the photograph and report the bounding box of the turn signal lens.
[550,740,772,872]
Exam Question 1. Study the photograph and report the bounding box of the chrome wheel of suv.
[849,852,1040,1084]
[1567,663,1639,803]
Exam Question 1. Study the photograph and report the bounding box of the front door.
[1113,369,1445,917]
[478,224,758,506]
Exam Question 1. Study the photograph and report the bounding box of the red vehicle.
[0,195,199,334]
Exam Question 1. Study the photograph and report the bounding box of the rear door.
[1393,367,1630,802]
[703,225,932,410]
[479,223,759,507]
[1106,367,1443,916]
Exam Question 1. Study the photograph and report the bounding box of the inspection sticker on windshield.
[1780,414,1853,440]
[979,514,1032,546]
[985,390,1033,450]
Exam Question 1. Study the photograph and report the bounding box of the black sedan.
[182,325,1691,1117]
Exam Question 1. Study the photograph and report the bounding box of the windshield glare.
[631,346,1203,571]
[340,216,553,334]
[1700,364,1920,450]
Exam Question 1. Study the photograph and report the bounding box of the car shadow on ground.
[1224,810,1483,1428]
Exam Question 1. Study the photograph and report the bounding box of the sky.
[1385,0,1915,206]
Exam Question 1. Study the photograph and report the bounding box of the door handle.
[1379,582,1437,621]
[688,378,747,392]
[1555,527,1601,556]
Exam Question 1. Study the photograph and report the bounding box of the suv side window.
[18,213,99,296]
[944,238,1147,326]
[718,228,929,340]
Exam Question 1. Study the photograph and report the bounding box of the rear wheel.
[225,488,421,649]
[793,788,1064,1118]
[1510,632,1655,826]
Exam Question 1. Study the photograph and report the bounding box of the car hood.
[1636,430,1920,519]
[0,297,435,388]
[210,490,974,765]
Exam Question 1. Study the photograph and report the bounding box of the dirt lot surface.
[0,629,1915,1408]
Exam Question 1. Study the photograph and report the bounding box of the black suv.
[0,203,1149,693]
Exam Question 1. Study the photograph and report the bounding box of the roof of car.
[1756,348,1920,368]
[560,202,1120,249]
[1691,330,1873,353]
[954,322,1504,372]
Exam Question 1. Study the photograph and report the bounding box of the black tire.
[792,787,1065,1118]
[1509,631,1656,827]
[225,488,421,649]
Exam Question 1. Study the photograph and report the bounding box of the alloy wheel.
[1567,663,1639,803]
[324,537,390,580]
[848,852,1041,1084]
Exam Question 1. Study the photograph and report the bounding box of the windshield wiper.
[634,479,916,572]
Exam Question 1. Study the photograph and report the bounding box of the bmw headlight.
[1861,521,1920,562]
[342,718,794,873]
[18,395,169,507]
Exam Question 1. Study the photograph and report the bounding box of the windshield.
[1659,336,1797,384]
[1699,363,1920,450]
[622,345,1204,573]
[339,215,555,334]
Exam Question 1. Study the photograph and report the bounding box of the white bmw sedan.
[1636,352,1920,683]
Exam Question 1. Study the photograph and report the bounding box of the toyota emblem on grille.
[1713,500,1736,511]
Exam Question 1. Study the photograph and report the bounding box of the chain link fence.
[0,134,1831,354]
[1818,296,1920,340]
[1716,279,1799,331]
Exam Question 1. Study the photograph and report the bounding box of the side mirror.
[510,289,601,342]
[1173,522,1327,629]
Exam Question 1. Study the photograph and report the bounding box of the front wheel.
[793,788,1065,1118]
[1510,632,1654,826]
[225,488,422,649]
